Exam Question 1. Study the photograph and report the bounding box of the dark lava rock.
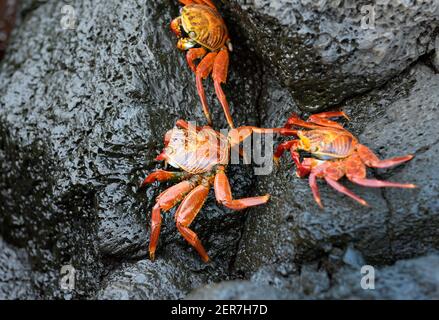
[0,0,18,59]
[0,236,37,299]
[222,0,439,111]
[433,35,439,72]
[231,252,439,299]
[322,252,439,299]
[186,280,297,300]
[0,0,263,298]
[234,63,439,278]
[98,258,205,300]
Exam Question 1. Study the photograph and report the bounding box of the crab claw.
[177,38,197,51]
[155,151,167,161]
[170,17,182,37]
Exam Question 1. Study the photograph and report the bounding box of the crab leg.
[186,48,207,72]
[308,160,367,207]
[345,153,416,189]
[175,182,210,262]
[349,177,417,189]
[274,140,298,161]
[324,177,368,206]
[309,171,323,208]
[229,127,297,147]
[214,166,270,210]
[149,178,200,260]
[285,113,324,130]
[196,52,217,126]
[140,170,192,188]
[212,49,234,128]
[356,144,414,169]
[273,140,300,164]
[175,119,204,131]
[307,111,349,129]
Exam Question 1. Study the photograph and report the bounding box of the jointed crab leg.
[196,52,217,126]
[308,171,322,207]
[285,114,323,130]
[140,170,192,187]
[286,111,348,130]
[229,127,297,147]
[212,49,233,128]
[308,159,368,207]
[345,153,416,189]
[307,111,349,129]
[214,165,270,210]
[194,49,234,128]
[148,178,200,260]
[187,48,208,72]
[176,119,203,131]
[356,144,414,169]
[324,177,368,206]
[175,181,211,262]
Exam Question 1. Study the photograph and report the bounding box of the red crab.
[274,111,416,207]
[141,120,295,261]
[171,0,234,127]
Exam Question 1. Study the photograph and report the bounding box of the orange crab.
[141,120,295,261]
[274,111,416,208]
[171,0,234,128]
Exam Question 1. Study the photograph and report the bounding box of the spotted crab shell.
[181,4,229,51]
[301,128,358,160]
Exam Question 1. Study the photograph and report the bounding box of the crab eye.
[188,31,197,39]
[179,7,184,14]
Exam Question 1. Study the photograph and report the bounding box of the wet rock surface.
[0,236,37,299]
[0,0,18,60]
[321,253,439,299]
[235,63,439,278]
[0,0,261,298]
[222,252,439,299]
[0,0,438,299]
[186,280,297,300]
[223,0,439,111]
[98,258,206,300]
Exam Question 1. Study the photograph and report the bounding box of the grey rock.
[358,64,439,261]
[189,253,439,300]
[98,259,205,300]
[0,0,18,59]
[323,253,439,299]
[222,0,439,111]
[0,236,36,299]
[343,244,366,268]
[186,280,296,300]
[234,63,439,276]
[432,34,439,72]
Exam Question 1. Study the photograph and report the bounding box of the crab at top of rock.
[140,119,295,262]
[274,111,416,208]
[171,0,235,128]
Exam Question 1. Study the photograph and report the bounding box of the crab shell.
[298,128,358,160]
[181,4,229,51]
[163,126,229,174]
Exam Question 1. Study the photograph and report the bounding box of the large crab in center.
[141,120,294,261]
[171,0,234,128]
